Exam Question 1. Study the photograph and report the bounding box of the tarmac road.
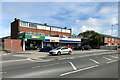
[2,51,119,78]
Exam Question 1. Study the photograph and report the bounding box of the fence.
[100,46,117,50]
[0,42,4,51]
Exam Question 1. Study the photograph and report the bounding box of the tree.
[78,30,104,48]
[72,34,77,38]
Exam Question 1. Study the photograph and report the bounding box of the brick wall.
[4,39,23,51]
[11,20,19,39]
[19,27,71,37]
[11,19,72,39]
[104,37,120,46]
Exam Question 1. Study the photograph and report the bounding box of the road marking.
[1,59,27,63]
[32,66,40,68]
[60,65,98,76]
[90,59,100,64]
[103,57,112,61]
[2,54,7,56]
[109,55,118,58]
[0,72,6,74]
[107,60,118,64]
[69,62,77,71]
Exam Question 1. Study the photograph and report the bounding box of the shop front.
[44,36,81,48]
[23,34,45,51]
[21,34,81,51]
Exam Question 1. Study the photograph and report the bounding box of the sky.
[0,2,119,38]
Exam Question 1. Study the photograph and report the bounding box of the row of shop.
[22,35,81,51]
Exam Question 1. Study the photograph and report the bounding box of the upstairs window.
[106,37,107,40]
[20,21,29,27]
[109,37,110,41]
[20,21,36,28]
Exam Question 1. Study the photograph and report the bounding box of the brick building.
[103,35,120,46]
[11,18,72,39]
[4,18,81,51]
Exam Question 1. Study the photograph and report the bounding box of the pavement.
[1,49,119,62]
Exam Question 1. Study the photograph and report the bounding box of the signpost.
[11,40,12,51]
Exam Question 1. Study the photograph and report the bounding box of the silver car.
[49,47,72,55]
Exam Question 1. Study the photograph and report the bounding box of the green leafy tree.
[78,30,104,48]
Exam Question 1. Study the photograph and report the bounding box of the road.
[1,50,119,79]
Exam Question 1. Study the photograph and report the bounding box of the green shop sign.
[25,35,45,40]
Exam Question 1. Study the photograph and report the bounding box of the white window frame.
[37,25,46,30]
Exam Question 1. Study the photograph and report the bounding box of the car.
[82,45,91,50]
[49,47,72,55]
[73,46,84,51]
[39,47,54,52]
[66,45,73,51]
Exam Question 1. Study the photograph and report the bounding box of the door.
[61,47,68,54]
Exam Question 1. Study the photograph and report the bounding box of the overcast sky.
[1,2,118,38]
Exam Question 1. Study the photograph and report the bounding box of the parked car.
[73,46,84,51]
[49,47,72,55]
[39,47,54,52]
[82,45,91,50]
[66,45,73,51]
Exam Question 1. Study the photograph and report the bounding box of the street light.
[111,23,118,50]
[111,25,113,51]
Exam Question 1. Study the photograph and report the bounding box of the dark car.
[82,45,91,50]
[39,47,54,52]
[73,46,84,51]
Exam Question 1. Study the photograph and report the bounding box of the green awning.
[25,35,45,40]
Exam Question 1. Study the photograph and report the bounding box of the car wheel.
[57,51,61,55]
[68,51,71,55]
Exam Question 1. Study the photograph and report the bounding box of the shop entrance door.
[25,39,42,50]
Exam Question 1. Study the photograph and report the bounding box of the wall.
[19,27,71,37]
[11,19,72,39]
[100,46,117,50]
[4,39,23,51]
[104,37,120,46]
[11,19,19,39]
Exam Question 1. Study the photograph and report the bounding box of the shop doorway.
[25,39,42,50]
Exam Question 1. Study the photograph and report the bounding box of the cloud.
[74,15,118,35]
[104,29,117,36]
[0,26,10,38]
[1,2,118,38]
[99,7,112,14]
[75,17,103,33]
[110,17,118,25]
[76,17,102,27]
[72,25,101,34]
[99,6,117,14]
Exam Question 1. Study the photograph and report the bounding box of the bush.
[118,46,120,48]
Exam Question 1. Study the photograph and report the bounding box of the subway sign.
[25,35,45,40]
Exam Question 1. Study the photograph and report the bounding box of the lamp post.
[111,25,113,50]
[111,23,118,50]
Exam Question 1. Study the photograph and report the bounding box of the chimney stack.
[44,23,47,25]
[14,18,17,21]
